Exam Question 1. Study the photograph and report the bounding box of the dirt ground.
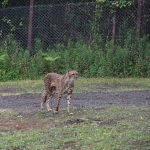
[0,90,150,111]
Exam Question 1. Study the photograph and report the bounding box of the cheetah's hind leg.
[46,87,56,111]
[41,91,48,110]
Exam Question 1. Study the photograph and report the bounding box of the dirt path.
[0,90,150,111]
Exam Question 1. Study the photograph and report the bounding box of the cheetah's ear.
[68,71,72,78]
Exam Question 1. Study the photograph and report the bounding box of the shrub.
[1,30,150,81]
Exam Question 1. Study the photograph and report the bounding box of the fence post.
[112,0,116,44]
[27,0,34,54]
[137,0,142,37]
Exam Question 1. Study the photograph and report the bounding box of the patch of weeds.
[41,118,50,124]
[63,140,77,149]
[0,110,20,121]
[116,120,134,132]
[0,105,150,150]
[35,110,51,118]
[0,130,44,150]
[131,138,150,150]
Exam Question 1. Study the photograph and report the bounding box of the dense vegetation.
[1,0,150,81]
[1,0,96,8]
[0,29,150,81]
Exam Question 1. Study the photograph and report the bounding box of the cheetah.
[41,70,78,115]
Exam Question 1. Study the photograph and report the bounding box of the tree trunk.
[27,0,34,55]
[112,0,116,44]
[137,0,142,37]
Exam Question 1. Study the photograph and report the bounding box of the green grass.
[0,78,150,149]
[0,106,150,150]
[0,77,150,95]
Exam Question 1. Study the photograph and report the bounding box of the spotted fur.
[41,70,78,115]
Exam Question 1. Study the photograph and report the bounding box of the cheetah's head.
[68,70,78,81]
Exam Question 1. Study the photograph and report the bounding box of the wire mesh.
[0,1,150,51]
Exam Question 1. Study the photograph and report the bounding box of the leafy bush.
[0,30,150,81]
[58,41,96,77]
[0,39,61,81]
[98,33,150,77]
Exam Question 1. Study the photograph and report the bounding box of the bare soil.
[0,90,150,111]
[0,89,150,134]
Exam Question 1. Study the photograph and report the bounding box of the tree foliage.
[1,0,96,8]
[96,0,134,8]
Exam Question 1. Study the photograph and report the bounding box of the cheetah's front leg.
[67,93,73,115]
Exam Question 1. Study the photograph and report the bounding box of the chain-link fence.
[0,1,150,52]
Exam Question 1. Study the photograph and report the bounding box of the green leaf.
[44,56,60,62]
